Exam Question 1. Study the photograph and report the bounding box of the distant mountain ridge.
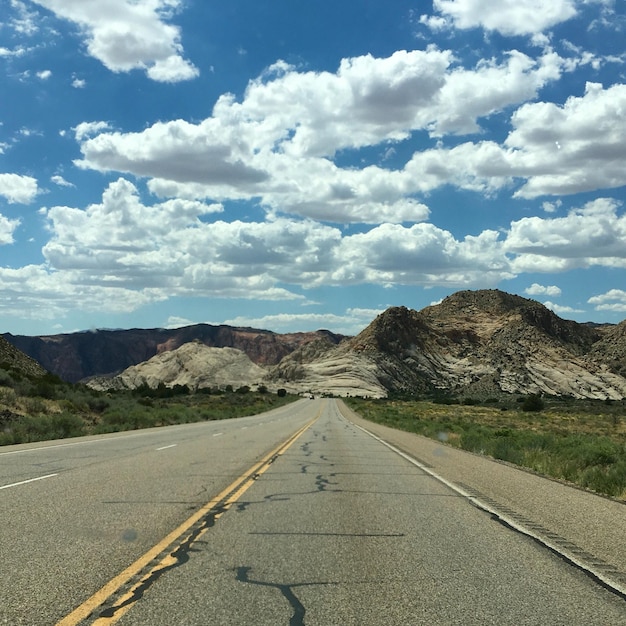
[2,324,346,383]
[4,289,626,400]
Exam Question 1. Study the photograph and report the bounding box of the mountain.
[270,290,626,400]
[87,342,268,392]
[0,335,48,379]
[2,325,346,383]
[5,289,626,399]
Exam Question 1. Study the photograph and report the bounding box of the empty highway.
[1,399,625,625]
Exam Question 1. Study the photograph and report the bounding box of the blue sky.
[1,0,625,336]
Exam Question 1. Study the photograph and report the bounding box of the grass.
[0,368,297,446]
[344,395,626,500]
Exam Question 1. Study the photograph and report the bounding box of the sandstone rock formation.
[87,342,268,392]
[6,289,626,400]
[269,290,626,400]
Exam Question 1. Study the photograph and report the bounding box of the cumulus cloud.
[29,177,521,320]
[506,198,626,272]
[0,173,39,203]
[525,283,562,297]
[30,0,198,82]
[423,0,578,36]
[588,289,626,312]
[543,301,584,315]
[7,180,626,321]
[9,0,39,36]
[0,214,21,245]
[74,121,112,141]
[0,264,166,319]
[507,82,626,198]
[400,82,626,199]
[333,223,513,287]
[75,48,566,223]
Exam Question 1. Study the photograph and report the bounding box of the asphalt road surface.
[1,398,625,625]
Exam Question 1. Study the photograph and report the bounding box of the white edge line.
[156,444,177,451]
[0,432,145,457]
[349,419,626,599]
[0,473,58,491]
[212,432,223,437]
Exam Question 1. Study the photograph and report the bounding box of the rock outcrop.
[87,343,268,392]
[269,290,626,399]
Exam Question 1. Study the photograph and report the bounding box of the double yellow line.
[57,415,317,626]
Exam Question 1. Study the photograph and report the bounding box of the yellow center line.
[56,413,319,626]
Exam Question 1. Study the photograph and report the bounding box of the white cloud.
[0,46,28,57]
[75,49,566,223]
[525,283,562,297]
[29,177,520,321]
[6,178,625,321]
[543,301,584,315]
[30,0,198,82]
[72,77,86,89]
[425,0,578,36]
[50,175,75,187]
[165,315,195,329]
[506,198,626,272]
[36,69,52,80]
[0,264,166,319]
[507,82,626,198]
[9,0,39,36]
[333,223,513,287]
[542,200,562,213]
[588,289,626,312]
[399,82,626,199]
[73,121,112,141]
[0,214,21,245]
[0,173,39,203]
[219,308,382,335]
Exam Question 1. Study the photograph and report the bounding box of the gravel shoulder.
[338,399,626,587]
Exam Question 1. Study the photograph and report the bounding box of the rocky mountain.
[0,335,48,379]
[5,289,626,399]
[2,325,345,383]
[270,290,626,400]
[87,342,268,392]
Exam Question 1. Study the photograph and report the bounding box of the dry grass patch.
[346,396,626,500]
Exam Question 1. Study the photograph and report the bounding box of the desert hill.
[5,289,626,399]
[0,335,48,379]
[87,342,268,392]
[270,290,626,399]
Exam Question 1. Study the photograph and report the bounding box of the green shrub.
[0,369,15,388]
[522,394,544,412]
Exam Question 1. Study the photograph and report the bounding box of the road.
[1,398,625,625]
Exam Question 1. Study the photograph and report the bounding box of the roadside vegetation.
[345,394,626,501]
[0,365,296,446]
